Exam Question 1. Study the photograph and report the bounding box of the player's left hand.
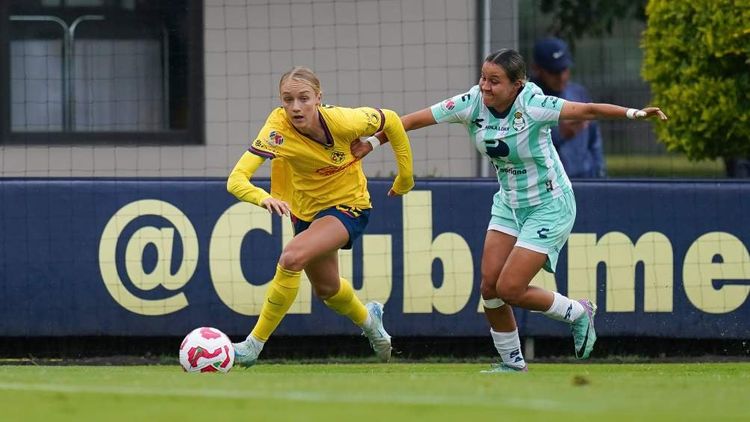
[260,197,291,217]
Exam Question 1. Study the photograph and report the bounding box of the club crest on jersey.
[441,99,455,112]
[267,130,284,146]
[512,111,526,131]
[331,151,346,164]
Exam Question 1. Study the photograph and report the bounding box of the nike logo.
[577,322,590,358]
[552,51,564,59]
[267,298,283,306]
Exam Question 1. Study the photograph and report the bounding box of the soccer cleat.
[232,336,262,368]
[362,301,392,362]
[480,362,529,373]
[571,299,597,359]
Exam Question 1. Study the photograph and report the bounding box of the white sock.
[543,292,584,323]
[490,329,526,369]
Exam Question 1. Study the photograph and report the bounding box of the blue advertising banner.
[0,179,748,339]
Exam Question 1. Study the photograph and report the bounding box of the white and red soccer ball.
[179,327,234,373]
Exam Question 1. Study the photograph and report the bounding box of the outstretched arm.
[560,101,668,121]
[352,108,437,159]
[380,108,417,196]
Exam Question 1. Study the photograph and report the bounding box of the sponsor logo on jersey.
[512,111,526,131]
[441,99,455,112]
[484,138,510,158]
[316,160,359,176]
[268,130,284,146]
[484,124,510,132]
[542,96,560,109]
[369,112,380,125]
[498,167,527,175]
[361,110,380,126]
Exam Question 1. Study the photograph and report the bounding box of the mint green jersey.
[430,82,572,208]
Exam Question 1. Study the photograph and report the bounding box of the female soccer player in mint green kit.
[353,49,667,372]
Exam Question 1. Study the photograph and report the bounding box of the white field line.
[0,381,601,413]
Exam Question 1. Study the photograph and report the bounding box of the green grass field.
[1,363,748,421]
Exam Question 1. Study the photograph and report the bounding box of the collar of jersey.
[289,109,334,148]
[487,85,524,119]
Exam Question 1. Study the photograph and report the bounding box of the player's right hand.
[350,138,374,159]
[261,197,291,217]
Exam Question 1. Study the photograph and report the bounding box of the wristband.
[626,108,646,119]
[364,136,380,150]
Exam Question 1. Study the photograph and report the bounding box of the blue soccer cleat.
[571,299,597,359]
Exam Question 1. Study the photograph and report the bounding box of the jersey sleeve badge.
[440,99,456,113]
[267,130,284,147]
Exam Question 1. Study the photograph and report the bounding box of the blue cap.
[533,37,573,73]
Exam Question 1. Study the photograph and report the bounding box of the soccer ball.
[179,327,235,373]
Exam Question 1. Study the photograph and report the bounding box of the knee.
[312,283,338,300]
[481,267,502,298]
[496,282,524,305]
[278,246,307,271]
[480,278,498,300]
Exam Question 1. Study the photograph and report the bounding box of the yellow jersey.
[228,105,414,221]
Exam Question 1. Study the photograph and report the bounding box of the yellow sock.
[251,264,301,342]
[323,278,368,326]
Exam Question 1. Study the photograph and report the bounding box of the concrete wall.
[2,0,493,178]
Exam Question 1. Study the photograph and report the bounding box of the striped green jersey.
[430,82,572,208]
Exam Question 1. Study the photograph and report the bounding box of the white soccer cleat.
[362,301,392,362]
[232,335,263,368]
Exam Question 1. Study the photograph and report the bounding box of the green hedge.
[642,0,750,160]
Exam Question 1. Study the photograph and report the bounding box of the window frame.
[0,0,204,146]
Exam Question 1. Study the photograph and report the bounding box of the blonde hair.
[279,66,322,96]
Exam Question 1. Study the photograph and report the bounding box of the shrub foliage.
[642,0,750,160]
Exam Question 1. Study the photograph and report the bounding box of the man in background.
[531,37,606,178]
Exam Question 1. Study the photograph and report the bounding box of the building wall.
[1,0,497,178]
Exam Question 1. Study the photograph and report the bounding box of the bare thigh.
[278,215,350,298]
[480,230,516,299]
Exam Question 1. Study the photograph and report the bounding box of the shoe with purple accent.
[571,299,597,359]
[480,362,528,373]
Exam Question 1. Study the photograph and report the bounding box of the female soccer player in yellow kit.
[227,67,414,367]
